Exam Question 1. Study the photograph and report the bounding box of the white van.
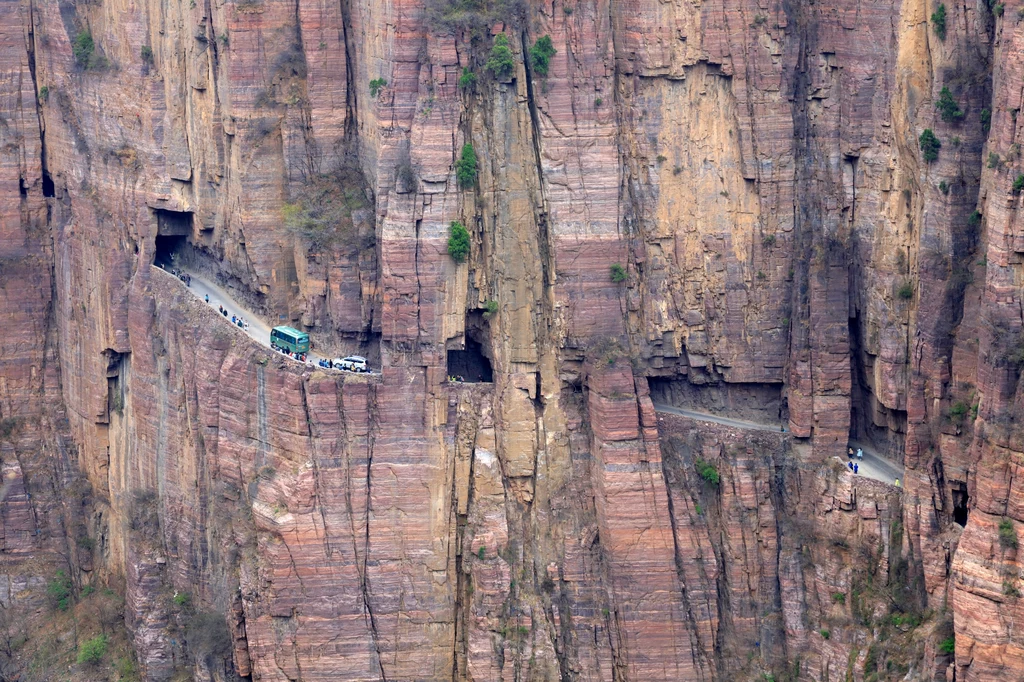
[334,356,368,373]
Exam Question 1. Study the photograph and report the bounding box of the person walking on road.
[205,294,209,303]
[854,463,859,474]
[895,478,901,487]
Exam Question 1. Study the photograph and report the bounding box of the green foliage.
[369,78,387,97]
[447,221,471,262]
[993,2,1004,17]
[820,628,831,640]
[610,263,628,283]
[981,108,991,132]
[425,0,526,36]
[174,592,191,607]
[939,180,949,195]
[968,210,983,227]
[140,45,153,63]
[1013,175,1024,194]
[73,30,94,68]
[762,234,776,247]
[529,35,556,77]
[936,87,963,123]
[455,143,478,188]
[477,546,486,559]
[919,129,941,162]
[939,637,956,655]
[948,401,968,425]
[77,635,109,665]
[484,299,499,317]
[594,96,603,106]
[999,518,1018,549]
[988,152,1002,169]
[486,33,516,80]
[47,570,73,611]
[896,281,914,300]
[696,458,720,486]
[831,592,846,605]
[116,656,138,680]
[694,503,702,515]
[283,168,370,253]
[80,584,95,597]
[38,85,49,102]
[931,4,946,40]
[458,68,476,90]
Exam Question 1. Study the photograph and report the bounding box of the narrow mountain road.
[652,403,784,433]
[847,440,904,486]
[653,403,904,486]
[153,264,369,373]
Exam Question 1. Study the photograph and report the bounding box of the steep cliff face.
[4,0,1024,679]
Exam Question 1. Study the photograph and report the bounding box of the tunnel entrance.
[447,337,493,383]
[154,234,187,268]
[447,312,493,383]
[155,208,193,236]
[952,482,969,527]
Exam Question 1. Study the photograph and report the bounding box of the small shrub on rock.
[919,129,941,162]
[369,78,387,97]
[939,636,955,655]
[77,635,108,665]
[448,221,471,262]
[73,30,94,68]
[931,4,947,40]
[896,281,914,300]
[455,143,478,188]
[1013,175,1024,194]
[999,518,1018,549]
[529,35,556,77]
[696,458,720,485]
[936,87,963,123]
[610,263,628,283]
[486,34,516,80]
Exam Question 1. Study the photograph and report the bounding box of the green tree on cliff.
[931,4,947,40]
[448,221,471,262]
[529,35,556,77]
[919,129,941,162]
[936,87,963,123]
[486,34,516,80]
[455,143,478,188]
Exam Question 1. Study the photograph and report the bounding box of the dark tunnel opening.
[952,482,969,527]
[154,234,187,268]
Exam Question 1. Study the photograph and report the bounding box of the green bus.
[270,326,310,354]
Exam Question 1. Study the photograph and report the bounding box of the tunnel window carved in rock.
[952,481,969,527]
[447,312,493,383]
[153,208,195,267]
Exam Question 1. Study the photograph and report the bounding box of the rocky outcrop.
[3,0,1024,679]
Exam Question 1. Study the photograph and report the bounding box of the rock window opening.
[154,234,187,268]
[952,482,969,527]
[447,321,493,383]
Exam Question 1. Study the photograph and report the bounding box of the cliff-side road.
[653,403,904,486]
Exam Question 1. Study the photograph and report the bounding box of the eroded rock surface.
[2,0,1023,679]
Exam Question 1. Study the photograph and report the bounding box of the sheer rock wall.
[2,0,1023,679]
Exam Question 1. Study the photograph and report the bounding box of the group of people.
[846,444,901,487]
[448,375,466,383]
[211,302,249,333]
[275,345,307,362]
[158,263,191,287]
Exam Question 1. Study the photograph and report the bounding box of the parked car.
[334,356,369,373]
